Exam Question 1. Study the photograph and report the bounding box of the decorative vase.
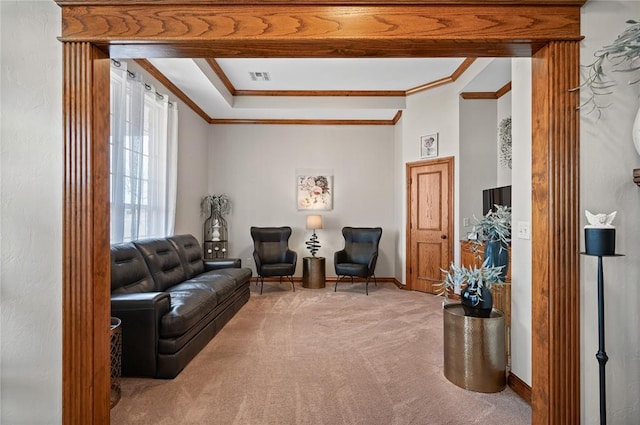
[484,239,509,281]
[204,211,227,242]
[460,284,493,318]
[585,227,616,256]
[633,106,640,157]
[212,219,221,241]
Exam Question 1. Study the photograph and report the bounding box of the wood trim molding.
[56,2,585,424]
[134,59,213,122]
[55,1,587,5]
[496,81,512,98]
[531,40,581,425]
[58,4,582,58]
[62,42,111,424]
[134,60,401,125]
[406,58,476,95]
[212,58,475,98]
[234,89,406,97]
[209,113,402,126]
[205,58,237,95]
[508,372,533,404]
[460,81,512,100]
[460,91,498,100]
[393,279,406,289]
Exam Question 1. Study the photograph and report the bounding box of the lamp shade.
[306,215,323,230]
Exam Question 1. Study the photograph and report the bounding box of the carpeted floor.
[111,281,531,425]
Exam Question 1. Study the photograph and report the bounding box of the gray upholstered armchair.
[250,226,297,294]
[334,227,383,295]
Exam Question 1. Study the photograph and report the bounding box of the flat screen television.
[482,185,511,215]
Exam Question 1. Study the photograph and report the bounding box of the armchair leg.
[365,276,371,296]
[286,275,295,292]
[334,275,345,292]
[259,276,264,295]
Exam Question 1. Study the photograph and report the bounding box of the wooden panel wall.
[62,42,111,424]
[531,41,581,425]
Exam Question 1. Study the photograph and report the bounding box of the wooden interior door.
[406,157,453,293]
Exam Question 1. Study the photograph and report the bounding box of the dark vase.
[484,239,509,281]
[461,284,493,318]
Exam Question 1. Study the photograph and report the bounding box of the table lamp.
[305,215,323,257]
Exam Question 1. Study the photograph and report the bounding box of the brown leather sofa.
[110,234,251,378]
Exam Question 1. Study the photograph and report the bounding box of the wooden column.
[531,40,581,425]
[62,42,111,425]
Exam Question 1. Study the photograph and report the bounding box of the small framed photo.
[420,133,439,158]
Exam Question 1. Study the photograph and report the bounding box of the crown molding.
[460,81,512,99]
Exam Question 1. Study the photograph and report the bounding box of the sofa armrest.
[203,258,241,271]
[111,292,171,377]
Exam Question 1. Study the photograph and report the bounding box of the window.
[110,60,178,244]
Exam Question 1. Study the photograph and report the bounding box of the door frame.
[405,157,454,293]
[55,2,583,424]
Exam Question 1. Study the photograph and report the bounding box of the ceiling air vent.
[249,71,271,82]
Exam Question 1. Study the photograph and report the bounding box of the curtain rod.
[111,59,174,106]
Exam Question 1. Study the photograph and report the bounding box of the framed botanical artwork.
[420,133,439,158]
[297,174,333,210]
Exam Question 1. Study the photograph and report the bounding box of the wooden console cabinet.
[460,240,511,281]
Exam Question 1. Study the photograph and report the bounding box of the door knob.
[441,234,447,239]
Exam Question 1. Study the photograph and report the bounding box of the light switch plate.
[517,221,530,240]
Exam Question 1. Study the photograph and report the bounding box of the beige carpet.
[111,281,531,425]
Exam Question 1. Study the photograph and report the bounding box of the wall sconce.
[305,215,323,257]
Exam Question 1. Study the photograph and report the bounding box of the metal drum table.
[443,303,506,393]
[302,257,326,289]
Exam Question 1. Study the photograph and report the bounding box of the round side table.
[302,257,326,289]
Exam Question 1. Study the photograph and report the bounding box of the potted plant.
[579,19,640,116]
[472,204,512,281]
[439,259,505,318]
[579,19,640,158]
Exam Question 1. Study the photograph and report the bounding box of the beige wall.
[1,1,63,423]
[580,2,640,423]
[510,58,533,385]
[207,124,396,278]
[458,98,498,238]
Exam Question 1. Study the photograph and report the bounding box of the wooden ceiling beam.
[58,4,582,59]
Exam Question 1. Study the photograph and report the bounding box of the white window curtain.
[110,60,178,243]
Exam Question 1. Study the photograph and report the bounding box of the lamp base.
[305,231,320,257]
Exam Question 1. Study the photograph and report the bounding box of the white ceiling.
[146,57,512,121]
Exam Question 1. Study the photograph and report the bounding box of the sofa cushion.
[168,234,204,278]
[206,267,253,289]
[185,273,238,301]
[134,238,187,292]
[160,289,218,338]
[110,243,155,294]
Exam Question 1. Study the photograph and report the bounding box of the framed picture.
[297,175,333,210]
[420,133,439,158]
